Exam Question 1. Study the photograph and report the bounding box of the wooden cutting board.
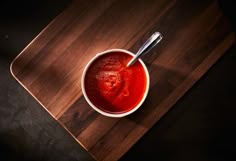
[10,0,234,160]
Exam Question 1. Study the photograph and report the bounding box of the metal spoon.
[127,32,163,67]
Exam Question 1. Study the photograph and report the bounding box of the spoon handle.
[127,32,163,67]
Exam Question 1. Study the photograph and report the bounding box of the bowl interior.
[81,49,150,117]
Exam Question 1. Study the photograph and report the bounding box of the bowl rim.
[81,49,150,117]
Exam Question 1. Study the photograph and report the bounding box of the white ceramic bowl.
[81,49,150,117]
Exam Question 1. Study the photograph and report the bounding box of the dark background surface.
[0,0,235,161]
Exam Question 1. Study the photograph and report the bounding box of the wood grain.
[10,0,234,160]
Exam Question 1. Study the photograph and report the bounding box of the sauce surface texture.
[85,52,147,113]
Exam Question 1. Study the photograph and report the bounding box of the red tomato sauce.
[84,51,147,114]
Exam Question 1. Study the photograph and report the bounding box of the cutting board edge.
[9,16,57,72]
[10,60,91,154]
